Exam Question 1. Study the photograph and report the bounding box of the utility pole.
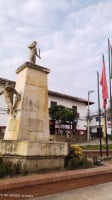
[87,90,94,141]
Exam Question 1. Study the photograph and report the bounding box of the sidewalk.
[33,181,112,200]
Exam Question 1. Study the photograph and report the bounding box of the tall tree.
[49,105,75,122]
[49,105,77,132]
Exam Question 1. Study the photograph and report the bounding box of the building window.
[51,101,57,107]
[96,117,99,122]
[72,106,77,115]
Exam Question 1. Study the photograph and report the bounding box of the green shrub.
[66,144,93,170]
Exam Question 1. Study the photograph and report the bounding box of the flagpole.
[97,71,102,157]
[104,109,108,156]
[108,39,112,134]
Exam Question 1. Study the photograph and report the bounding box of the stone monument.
[0,42,68,172]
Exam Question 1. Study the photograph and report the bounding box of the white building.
[90,114,112,138]
[0,77,94,141]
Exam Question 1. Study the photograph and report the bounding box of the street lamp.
[87,90,94,141]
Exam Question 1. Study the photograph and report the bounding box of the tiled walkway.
[33,181,112,200]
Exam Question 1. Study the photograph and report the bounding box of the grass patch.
[81,144,112,151]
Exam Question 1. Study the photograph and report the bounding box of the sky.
[0,0,112,113]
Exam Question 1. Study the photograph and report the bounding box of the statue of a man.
[28,41,41,64]
[0,83,21,116]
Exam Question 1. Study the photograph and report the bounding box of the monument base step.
[3,155,65,172]
[0,139,68,172]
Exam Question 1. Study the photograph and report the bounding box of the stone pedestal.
[4,62,50,142]
[1,62,68,171]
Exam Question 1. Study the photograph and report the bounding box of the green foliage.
[49,105,75,123]
[71,144,83,156]
[81,144,112,150]
[66,144,93,169]
[66,144,83,169]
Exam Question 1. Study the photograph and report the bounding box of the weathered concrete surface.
[4,62,50,142]
[0,140,68,156]
[0,140,68,171]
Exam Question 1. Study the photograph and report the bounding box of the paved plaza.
[32,181,112,200]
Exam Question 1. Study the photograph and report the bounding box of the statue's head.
[32,41,37,46]
[28,41,37,48]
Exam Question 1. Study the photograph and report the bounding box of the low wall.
[0,164,112,199]
[54,132,87,142]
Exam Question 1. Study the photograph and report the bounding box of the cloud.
[0,0,112,111]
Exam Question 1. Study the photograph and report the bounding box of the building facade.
[0,78,94,141]
[48,90,94,141]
